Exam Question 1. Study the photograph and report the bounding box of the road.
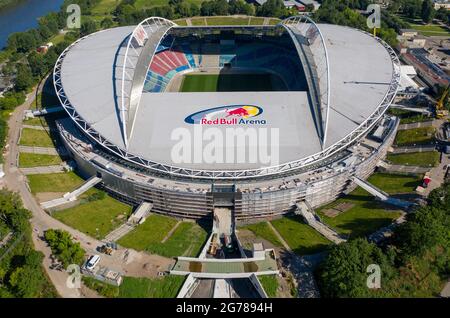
[1,84,174,297]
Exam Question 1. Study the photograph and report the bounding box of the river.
[0,0,65,49]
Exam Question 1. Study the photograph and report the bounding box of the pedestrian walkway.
[353,176,414,209]
[40,176,102,209]
[22,124,50,131]
[391,145,435,154]
[368,214,406,244]
[295,202,346,244]
[21,165,65,175]
[266,221,291,251]
[19,145,67,156]
[161,221,181,243]
[398,120,434,130]
[377,161,431,174]
[104,223,135,242]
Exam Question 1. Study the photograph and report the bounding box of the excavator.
[436,85,449,119]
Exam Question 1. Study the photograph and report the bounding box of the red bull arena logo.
[184,105,266,125]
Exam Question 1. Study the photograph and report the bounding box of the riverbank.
[0,0,64,49]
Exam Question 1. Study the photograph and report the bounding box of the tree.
[190,3,200,16]
[421,0,435,24]
[80,20,98,36]
[14,64,33,92]
[8,251,46,298]
[174,2,191,17]
[229,0,254,15]
[7,32,38,53]
[44,229,86,268]
[318,238,396,298]
[27,51,47,77]
[100,17,114,29]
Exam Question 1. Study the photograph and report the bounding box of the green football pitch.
[180,73,284,92]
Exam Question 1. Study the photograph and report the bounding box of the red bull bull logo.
[184,105,266,125]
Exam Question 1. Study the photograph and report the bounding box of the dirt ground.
[119,249,176,278]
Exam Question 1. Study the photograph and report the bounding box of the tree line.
[113,0,300,26]
[317,182,450,297]
[0,190,57,298]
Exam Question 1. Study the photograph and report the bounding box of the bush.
[44,229,85,268]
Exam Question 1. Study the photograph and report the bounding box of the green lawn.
[258,275,278,298]
[271,216,332,255]
[173,19,188,26]
[409,23,450,36]
[191,18,206,26]
[53,192,132,239]
[27,171,85,194]
[395,127,435,146]
[119,218,208,258]
[268,18,280,25]
[135,0,204,9]
[387,151,440,167]
[19,153,62,168]
[316,187,403,239]
[119,276,185,298]
[23,117,48,127]
[91,0,120,16]
[388,109,432,124]
[118,214,178,250]
[367,173,423,194]
[204,17,250,25]
[48,32,66,45]
[249,17,266,25]
[240,222,283,247]
[145,222,208,258]
[181,73,282,92]
[20,128,55,147]
[83,275,185,298]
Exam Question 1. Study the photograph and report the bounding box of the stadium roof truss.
[53,16,401,180]
[119,17,177,147]
[281,15,331,148]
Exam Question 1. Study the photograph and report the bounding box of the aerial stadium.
[53,15,401,223]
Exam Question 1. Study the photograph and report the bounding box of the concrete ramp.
[105,223,135,242]
[353,177,414,209]
[353,177,389,201]
[390,104,431,115]
[129,202,152,224]
[41,176,102,209]
[65,176,102,200]
[296,202,346,244]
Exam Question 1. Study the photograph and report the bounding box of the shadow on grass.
[335,217,395,239]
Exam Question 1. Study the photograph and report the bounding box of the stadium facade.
[53,16,401,222]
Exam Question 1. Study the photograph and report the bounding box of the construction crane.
[436,85,449,119]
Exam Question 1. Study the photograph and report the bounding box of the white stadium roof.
[55,17,400,178]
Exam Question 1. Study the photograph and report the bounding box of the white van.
[86,254,101,271]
